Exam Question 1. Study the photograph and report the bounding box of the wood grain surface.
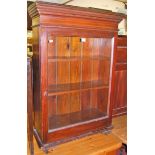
[112,36,127,117]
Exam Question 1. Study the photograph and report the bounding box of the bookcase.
[28,1,123,152]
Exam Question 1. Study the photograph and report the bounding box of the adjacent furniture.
[27,57,34,155]
[112,36,127,117]
[28,1,124,152]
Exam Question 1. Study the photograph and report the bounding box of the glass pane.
[47,36,112,132]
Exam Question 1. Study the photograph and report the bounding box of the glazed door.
[47,36,113,132]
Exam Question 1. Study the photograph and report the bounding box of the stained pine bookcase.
[28,1,124,152]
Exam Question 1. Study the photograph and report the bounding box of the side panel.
[32,26,42,138]
[40,27,48,142]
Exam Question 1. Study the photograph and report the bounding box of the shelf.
[48,80,109,96]
[48,56,110,62]
[48,108,107,132]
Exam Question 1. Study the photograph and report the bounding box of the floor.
[112,115,127,144]
[27,115,127,155]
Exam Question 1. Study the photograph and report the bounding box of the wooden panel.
[70,37,81,57]
[116,47,127,63]
[113,70,120,110]
[57,94,70,115]
[32,26,42,138]
[27,57,34,154]
[92,38,111,85]
[112,107,127,117]
[91,88,109,114]
[92,38,100,56]
[81,38,92,84]
[57,61,70,84]
[40,15,118,32]
[115,63,127,71]
[117,70,127,107]
[57,37,70,57]
[48,109,105,131]
[92,38,112,57]
[70,92,81,113]
[101,38,112,58]
[117,36,127,46]
[47,118,110,143]
[99,60,110,86]
[92,60,110,86]
[48,62,56,85]
[48,96,57,117]
[92,60,99,81]
[97,88,109,113]
[40,28,49,142]
[113,70,127,117]
[81,60,91,82]
[46,26,114,38]
[70,60,81,83]
[91,89,98,109]
[81,90,91,110]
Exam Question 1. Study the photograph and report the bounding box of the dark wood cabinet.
[27,57,34,155]
[28,1,123,152]
[112,36,127,117]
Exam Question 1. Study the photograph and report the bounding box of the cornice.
[28,1,125,23]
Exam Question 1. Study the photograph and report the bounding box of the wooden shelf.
[48,80,109,96]
[48,108,107,132]
[48,56,110,62]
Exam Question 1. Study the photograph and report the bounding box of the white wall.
[66,0,125,12]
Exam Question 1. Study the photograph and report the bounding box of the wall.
[66,0,125,12]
